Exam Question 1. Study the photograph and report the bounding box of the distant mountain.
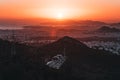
[110,22,120,27]
[77,20,106,25]
[66,20,107,28]
[96,26,120,33]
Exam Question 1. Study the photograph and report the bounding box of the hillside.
[37,36,120,80]
[0,37,120,80]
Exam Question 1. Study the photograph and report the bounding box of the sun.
[56,12,64,20]
[31,8,73,20]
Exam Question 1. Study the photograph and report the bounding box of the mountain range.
[96,26,120,33]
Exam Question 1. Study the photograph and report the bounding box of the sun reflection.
[50,29,57,37]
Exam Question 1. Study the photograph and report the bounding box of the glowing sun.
[56,13,64,20]
[31,8,75,20]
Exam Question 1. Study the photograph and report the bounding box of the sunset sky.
[0,0,120,22]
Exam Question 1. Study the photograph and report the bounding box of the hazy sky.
[0,0,120,22]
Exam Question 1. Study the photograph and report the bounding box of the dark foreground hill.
[37,36,120,80]
[0,37,120,80]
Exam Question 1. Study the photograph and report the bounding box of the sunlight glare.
[56,12,64,20]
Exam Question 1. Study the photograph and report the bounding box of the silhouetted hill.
[0,38,82,80]
[40,36,90,56]
[0,37,120,80]
[39,36,112,56]
[37,36,120,80]
[96,26,120,33]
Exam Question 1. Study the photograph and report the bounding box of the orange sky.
[0,0,120,22]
